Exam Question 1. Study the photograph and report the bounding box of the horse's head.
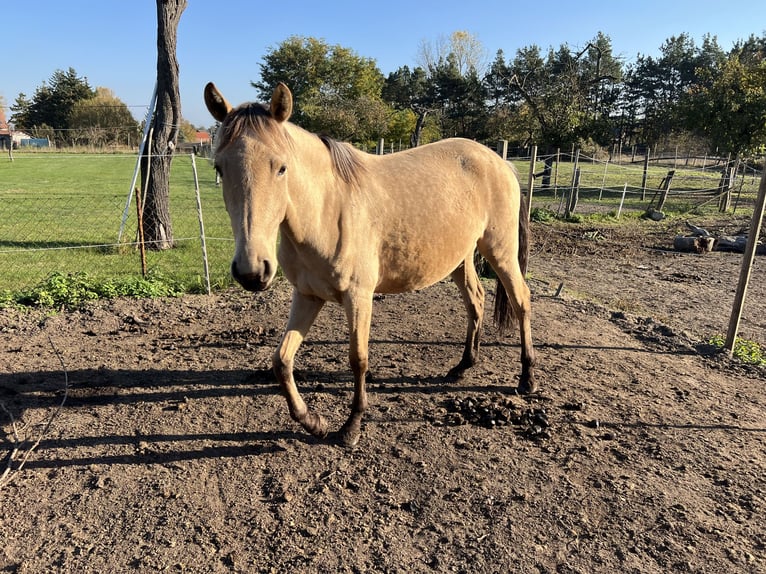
[204,82,294,291]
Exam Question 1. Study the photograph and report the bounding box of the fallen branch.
[0,336,69,489]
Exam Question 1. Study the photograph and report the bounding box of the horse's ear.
[204,82,232,122]
[270,83,293,123]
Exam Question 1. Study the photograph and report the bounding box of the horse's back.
[359,138,521,293]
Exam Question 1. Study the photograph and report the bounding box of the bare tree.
[417,31,488,76]
[140,0,187,250]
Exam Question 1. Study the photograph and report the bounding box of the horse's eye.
[277,165,287,176]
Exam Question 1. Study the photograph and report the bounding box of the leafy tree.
[623,33,725,148]
[383,31,490,146]
[69,87,138,147]
[506,34,623,151]
[178,118,198,143]
[384,108,418,149]
[21,68,95,144]
[9,93,32,129]
[577,33,623,143]
[254,36,385,140]
[484,49,512,108]
[428,53,487,138]
[382,65,436,146]
[509,44,583,148]
[684,34,766,156]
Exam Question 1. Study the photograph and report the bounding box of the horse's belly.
[375,237,471,293]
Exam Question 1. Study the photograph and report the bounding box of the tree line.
[7,68,198,148]
[7,30,766,157]
[255,31,766,159]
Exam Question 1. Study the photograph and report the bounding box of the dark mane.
[317,134,366,187]
[215,102,293,153]
[216,103,365,187]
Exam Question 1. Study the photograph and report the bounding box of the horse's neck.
[282,126,345,247]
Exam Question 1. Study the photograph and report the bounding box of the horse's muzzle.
[231,261,273,292]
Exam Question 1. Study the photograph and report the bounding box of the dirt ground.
[1,215,764,574]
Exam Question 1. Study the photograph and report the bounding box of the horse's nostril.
[262,260,272,280]
[231,261,240,280]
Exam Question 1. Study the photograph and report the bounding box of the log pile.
[674,222,765,254]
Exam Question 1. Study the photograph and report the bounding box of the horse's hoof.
[447,358,474,380]
[302,412,329,439]
[332,423,361,448]
[517,376,538,395]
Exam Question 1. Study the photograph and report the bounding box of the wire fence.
[512,149,763,219]
[0,145,762,297]
[0,149,233,294]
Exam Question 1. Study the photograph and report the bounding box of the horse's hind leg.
[480,248,537,393]
[448,255,485,376]
[273,290,328,438]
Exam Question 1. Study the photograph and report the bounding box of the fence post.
[135,187,147,277]
[725,165,766,355]
[497,140,508,160]
[616,183,628,218]
[569,147,580,197]
[599,156,610,200]
[641,148,650,201]
[566,168,581,218]
[655,169,675,212]
[190,153,211,295]
[527,145,537,219]
[718,164,734,212]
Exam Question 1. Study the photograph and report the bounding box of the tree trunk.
[410,108,428,148]
[140,0,187,251]
[541,155,554,188]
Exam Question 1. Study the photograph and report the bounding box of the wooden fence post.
[527,145,537,219]
[641,148,650,201]
[566,168,581,217]
[497,140,508,160]
[725,165,766,355]
[562,148,581,217]
[655,169,675,212]
[718,164,735,212]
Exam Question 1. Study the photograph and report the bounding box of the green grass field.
[0,151,234,294]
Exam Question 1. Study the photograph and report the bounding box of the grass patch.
[1,271,186,311]
[709,334,766,366]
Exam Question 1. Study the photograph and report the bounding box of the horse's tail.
[493,193,530,335]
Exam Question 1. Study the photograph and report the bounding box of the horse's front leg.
[273,290,327,438]
[336,291,373,447]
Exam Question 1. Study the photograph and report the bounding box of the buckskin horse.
[204,82,537,446]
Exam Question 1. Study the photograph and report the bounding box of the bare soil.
[1,216,765,574]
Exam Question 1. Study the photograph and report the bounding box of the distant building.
[0,107,10,149]
[12,131,31,146]
[178,130,212,155]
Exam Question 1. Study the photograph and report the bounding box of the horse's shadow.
[0,332,682,470]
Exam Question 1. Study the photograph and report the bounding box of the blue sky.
[2,0,764,127]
